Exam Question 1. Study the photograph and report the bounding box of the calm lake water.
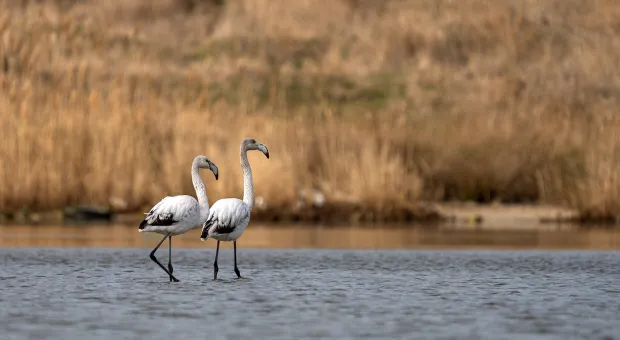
[0,224,619,339]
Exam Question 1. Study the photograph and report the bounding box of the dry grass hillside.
[1,0,620,222]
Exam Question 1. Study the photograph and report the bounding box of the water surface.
[1,247,619,339]
[1,223,619,250]
[0,224,619,339]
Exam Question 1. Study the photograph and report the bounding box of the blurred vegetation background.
[1,0,619,223]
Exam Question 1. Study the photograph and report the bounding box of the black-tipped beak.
[210,163,219,180]
[258,144,269,159]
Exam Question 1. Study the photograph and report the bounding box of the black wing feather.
[216,224,237,234]
[214,210,243,234]
[200,216,214,239]
[200,214,236,238]
[138,212,177,229]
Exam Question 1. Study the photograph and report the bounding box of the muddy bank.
[249,202,445,224]
[435,203,582,229]
[0,202,444,226]
[2,202,611,229]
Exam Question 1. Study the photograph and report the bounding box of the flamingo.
[200,138,269,280]
[139,155,218,282]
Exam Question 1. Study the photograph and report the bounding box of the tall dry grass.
[1,0,620,221]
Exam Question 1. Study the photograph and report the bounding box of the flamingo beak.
[258,144,269,159]
[210,163,219,180]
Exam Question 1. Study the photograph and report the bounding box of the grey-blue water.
[1,247,619,340]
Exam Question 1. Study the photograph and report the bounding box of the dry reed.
[1,0,620,222]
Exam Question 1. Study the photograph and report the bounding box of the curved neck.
[191,159,210,221]
[240,145,254,209]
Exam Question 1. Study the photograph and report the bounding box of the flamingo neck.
[191,159,210,222]
[240,145,254,209]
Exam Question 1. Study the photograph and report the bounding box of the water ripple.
[0,248,619,339]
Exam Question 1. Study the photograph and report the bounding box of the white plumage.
[201,198,251,242]
[140,195,201,236]
[200,138,269,280]
[139,155,218,282]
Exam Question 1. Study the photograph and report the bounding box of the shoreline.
[2,202,615,229]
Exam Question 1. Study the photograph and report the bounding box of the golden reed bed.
[1,0,620,223]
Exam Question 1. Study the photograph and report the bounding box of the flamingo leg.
[213,241,220,280]
[234,241,241,279]
[168,236,174,282]
[149,232,180,282]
